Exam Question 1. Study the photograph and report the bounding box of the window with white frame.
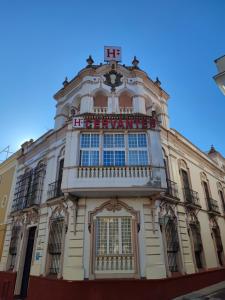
[95,216,134,272]
[128,133,148,165]
[103,134,125,166]
[79,132,148,167]
[80,133,100,166]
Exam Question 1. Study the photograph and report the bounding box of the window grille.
[48,216,64,275]
[213,227,224,266]
[190,224,203,269]
[165,217,179,272]
[12,163,46,211]
[8,225,20,270]
[95,217,134,272]
[219,190,225,213]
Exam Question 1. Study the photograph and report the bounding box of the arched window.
[187,212,204,270]
[31,160,46,206]
[56,148,65,197]
[93,92,108,113]
[8,225,21,270]
[159,204,181,276]
[217,182,225,213]
[89,200,140,278]
[47,207,67,277]
[119,92,133,113]
[210,218,224,266]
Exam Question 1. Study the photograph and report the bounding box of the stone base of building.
[25,268,225,300]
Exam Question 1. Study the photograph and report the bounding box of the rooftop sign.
[104,46,122,62]
[72,115,157,130]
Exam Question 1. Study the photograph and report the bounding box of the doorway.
[20,226,36,298]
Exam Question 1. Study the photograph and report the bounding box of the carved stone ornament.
[104,70,123,92]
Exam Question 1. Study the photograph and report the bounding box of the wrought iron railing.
[183,187,200,207]
[47,181,63,200]
[166,180,179,199]
[207,198,220,214]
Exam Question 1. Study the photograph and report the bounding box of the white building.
[1,48,225,298]
[214,55,225,95]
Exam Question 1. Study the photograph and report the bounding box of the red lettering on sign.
[135,118,140,129]
[111,119,117,129]
[142,117,147,129]
[102,119,109,129]
[117,118,124,129]
[150,118,156,128]
[94,119,100,129]
[73,118,82,127]
[126,119,133,129]
[106,48,120,58]
[85,119,91,129]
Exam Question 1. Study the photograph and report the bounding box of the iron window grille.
[48,216,64,275]
[8,225,20,270]
[190,224,203,269]
[219,190,225,213]
[166,179,179,199]
[12,163,46,212]
[213,227,224,266]
[164,217,180,273]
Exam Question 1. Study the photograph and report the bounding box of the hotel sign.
[72,115,157,130]
[104,46,122,62]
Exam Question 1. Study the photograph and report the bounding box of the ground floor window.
[213,227,224,267]
[8,225,21,270]
[48,216,64,275]
[165,217,179,273]
[95,216,134,272]
[190,224,203,269]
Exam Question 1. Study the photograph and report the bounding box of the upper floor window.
[119,92,133,113]
[80,133,148,167]
[93,92,108,110]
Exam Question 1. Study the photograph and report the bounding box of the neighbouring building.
[1,47,225,299]
[214,55,225,95]
[0,152,19,261]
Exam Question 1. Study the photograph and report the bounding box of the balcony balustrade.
[65,165,166,197]
[119,107,133,114]
[95,254,134,272]
[183,187,201,207]
[93,107,108,113]
[207,198,220,214]
[47,181,63,200]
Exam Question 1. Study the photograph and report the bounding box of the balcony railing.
[93,107,108,113]
[119,107,133,114]
[183,187,201,207]
[47,181,63,200]
[207,198,220,214]
[95,254,134,272]
[12,193,41,212]
[165,179,179,199]
[76,165,153,179]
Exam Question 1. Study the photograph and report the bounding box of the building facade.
[214,55,225,95]
[1,50,225,298]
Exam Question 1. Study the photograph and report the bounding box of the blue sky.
[0,0,225,161]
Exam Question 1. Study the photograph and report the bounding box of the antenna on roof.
[0,146,13,162]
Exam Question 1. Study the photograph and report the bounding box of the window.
[48,216,64,275]
[79,132,148,167]
[219,190,225,213]
[165,217,179,273]
[8,225,20,270]
[80,134,100,166]
[103,134,125,166]
[95,216,134,271]
[128,134,148,165]
[190,224,203,269]
[213,226,224,266]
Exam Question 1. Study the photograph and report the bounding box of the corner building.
[1,54,225,298]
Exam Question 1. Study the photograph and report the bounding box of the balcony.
[163,180,179,201]
[47,181,63,200]
[63,165,167,198]
[183,187,201,207]
[11,193,41,212]
[207,198,220,214]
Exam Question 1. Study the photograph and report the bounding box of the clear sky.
[0,0,225,161]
